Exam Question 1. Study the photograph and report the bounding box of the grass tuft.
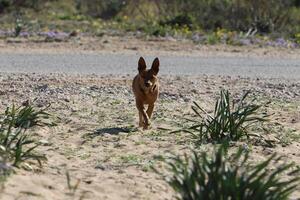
[182,89,268,143]
[0,103,52,168]
[156,144,300,200]
[3,103,54,129]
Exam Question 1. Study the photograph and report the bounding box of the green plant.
[206,33,219,45]
[182,90,268,143]
[0,103,52,167]
[14,15,23,37]
[295,33,300,44]
[160,13,194,29]
[3,104,53,129]
[157,145,300,200]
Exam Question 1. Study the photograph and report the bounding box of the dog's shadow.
[85,126,138,139]
[95,127,131,135]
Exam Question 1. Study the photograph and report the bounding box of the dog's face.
[137,57,159,93]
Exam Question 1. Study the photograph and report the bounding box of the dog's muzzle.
[145,82,152,88]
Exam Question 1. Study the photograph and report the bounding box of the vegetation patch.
[177,90,268,144]
[156,144,300,200]
[0,0,299,47]
[0,103,53,181]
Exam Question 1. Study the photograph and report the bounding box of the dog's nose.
[145,82,151,87]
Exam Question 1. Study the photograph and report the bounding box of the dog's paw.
[143,121,151,130]
[139,122,145,127]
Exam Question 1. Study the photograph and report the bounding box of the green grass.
[3,103,54,129]
[0,0,299,43]
[156,144,300,200]
[0,103,53,168]
[180,90,268,144]
[119,154,141,165]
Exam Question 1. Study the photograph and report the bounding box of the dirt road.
[0,52,300,79]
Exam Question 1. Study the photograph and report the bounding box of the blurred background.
[0,0,299,46]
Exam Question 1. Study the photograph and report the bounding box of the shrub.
[0,0,10,13]
[160,13,194,29]
[295,33,300,44]
[14,16,23,37]
[157,145,300,200]
[183,90,268,143]
[158,0,298,34]
[77,0,126,19]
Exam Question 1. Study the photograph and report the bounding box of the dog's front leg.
[146,104,154,120]
[138,111,144,127]
[136,100,150,128]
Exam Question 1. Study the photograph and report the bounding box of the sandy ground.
[0,37,299,200]
[0,73,299,200]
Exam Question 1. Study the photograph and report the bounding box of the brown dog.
[132,57,160,129]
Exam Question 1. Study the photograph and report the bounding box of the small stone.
[36,84,48,91]
[39,139,51,146]
[95,164,106,170]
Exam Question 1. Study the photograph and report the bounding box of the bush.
[160,13,194,30]
[0,0,10,13]
[133,0,300,36]
[77,0,126,19]
[295,33,300,44]
[182,90,268,143]
[0,0,47,13]
[157,145,300,200]
[14,16,23,37]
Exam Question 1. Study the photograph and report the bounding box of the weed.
[66,170,80,196]
[206,33,219,45]
[277,129,300,146]
[0,103,52,168]
[160,13,194,29]
[181,90,268,144]
[156,144,300,200]
[3,104,54,129]
[14,15,23,37]
[141,160,154,172]
[119,154,140,165]
[295,33,300,44]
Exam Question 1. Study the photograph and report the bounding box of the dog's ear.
[138,57,146,73]
[151,57,159,75]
